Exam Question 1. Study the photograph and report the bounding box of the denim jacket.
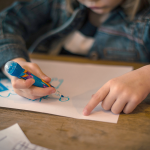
[0,0,150,78]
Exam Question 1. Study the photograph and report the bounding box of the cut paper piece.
[0,60,133,123]
[0,124,51,150]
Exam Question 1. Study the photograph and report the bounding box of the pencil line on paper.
[12,141,51,150]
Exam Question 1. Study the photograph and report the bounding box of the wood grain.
[0,54,150,150]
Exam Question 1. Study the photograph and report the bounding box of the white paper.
[0,124,51,150]
[72,87,119,123]
[0,59,133,123]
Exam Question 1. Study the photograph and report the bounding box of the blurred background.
[0,0,30,11]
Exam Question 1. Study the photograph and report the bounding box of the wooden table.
[0,54,150,150]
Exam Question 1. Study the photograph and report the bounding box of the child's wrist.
[11,58,27,63]
[141,65,150,92]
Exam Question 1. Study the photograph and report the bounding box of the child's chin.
[91,9,110,15]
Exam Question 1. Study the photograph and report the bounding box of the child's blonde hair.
[122,0,150,19]
[66,0,150,20]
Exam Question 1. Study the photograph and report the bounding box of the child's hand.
[7,58,56,100]
[83,65,150,115]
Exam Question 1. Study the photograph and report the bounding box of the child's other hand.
[8,58,56,100]
[83,65,150,115]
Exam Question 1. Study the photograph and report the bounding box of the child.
[0,0,150,115]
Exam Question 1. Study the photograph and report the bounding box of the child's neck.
[88,10,109,27]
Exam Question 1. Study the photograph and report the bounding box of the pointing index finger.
[83,82,110,116]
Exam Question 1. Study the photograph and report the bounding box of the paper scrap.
[0,124,51,150]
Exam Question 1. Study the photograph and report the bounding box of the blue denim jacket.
[0,0,150,78]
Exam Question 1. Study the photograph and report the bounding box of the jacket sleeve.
[0,0,53,78]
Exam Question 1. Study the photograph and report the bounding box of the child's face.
[77,0,124,14]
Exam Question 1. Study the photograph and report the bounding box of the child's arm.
[83,65,150,115]
[0,0,53,77]
[0,0,56,99]
[2,58,56,100]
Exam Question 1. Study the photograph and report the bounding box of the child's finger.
[43,76,51,83]
[30,63,51,83]
[14,88,42,100]
[23,94,42,100]
[12,77,35,89]
[101,91,117,111]
[111,98,128,114]
[91,94,95,97]
[26,86,56,97]
[123,100,139,114]
[83,82,110,116]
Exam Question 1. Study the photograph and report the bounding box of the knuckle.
[131,94,139,104]
[113,84,123,93]
[123,109,130,114]
[121,90,131,99]
[29,96,37,100]
[101,103,110,110]
[25,80,33,88]
[28,89,34,95]
[24,82,29,88]
[38,88,48,96]
[13,89,19,95]
[30,63,38,69]
[107,79,115,86]
[45,90,51,95]
[12,82,17,88]
[92,93,100,100]
[111,108,119,114]
[14,89,24,98]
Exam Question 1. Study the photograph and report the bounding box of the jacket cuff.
[0,44,30,78]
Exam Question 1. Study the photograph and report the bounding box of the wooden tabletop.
[0,54,150,150]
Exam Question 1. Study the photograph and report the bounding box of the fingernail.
[51,89,56,94]
[83,108,88,116]
[43,76,48,80]
[31,79,35,84]
[44,76,50,81]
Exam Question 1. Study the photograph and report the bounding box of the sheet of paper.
[0,59,133,123]
[0,124,51,150]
